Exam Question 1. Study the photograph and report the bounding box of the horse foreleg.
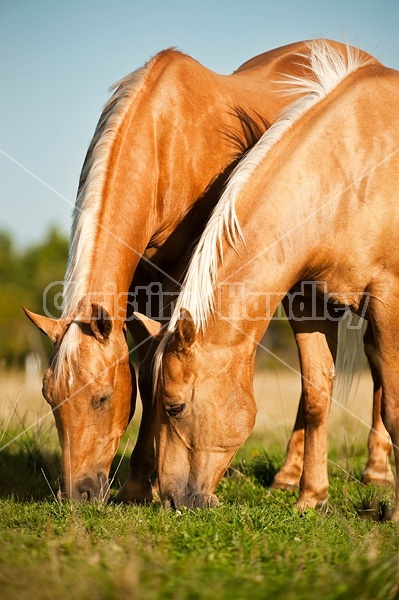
[361,322,394,486]
[116,390,156,504]
[295,325,337,509]
[272,294,337,502]
[368,300,399,520]
[273,293,338,509]
[116,316,157,503]
[116,356,157,503]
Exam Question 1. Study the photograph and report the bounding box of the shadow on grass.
[108,453,131,492]
[352,485,395,522]
[0,446,60,501]
[231,452,281,488]
[0,443,132,502]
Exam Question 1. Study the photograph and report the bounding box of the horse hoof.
[294,494,328,512]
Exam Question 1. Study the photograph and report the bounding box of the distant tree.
[0,227,68,367]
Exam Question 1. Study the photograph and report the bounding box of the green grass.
[1,427,399,600]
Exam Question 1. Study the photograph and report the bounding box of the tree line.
[0,227,68,367]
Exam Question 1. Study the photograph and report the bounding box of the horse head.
[141,310,257,509]
[24,303,136,501]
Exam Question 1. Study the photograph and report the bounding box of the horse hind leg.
[116,359,156,503]
[368,298,399,521]
[361,322,394,486]
[271,394,304,491]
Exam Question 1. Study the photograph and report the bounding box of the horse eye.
[165,403,186,418]
[92,393,112,409]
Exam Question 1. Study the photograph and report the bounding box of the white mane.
[153,40,373,385]
[53,57,156,384]
[63,68,149,317]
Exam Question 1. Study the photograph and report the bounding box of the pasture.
[1,366,398,599]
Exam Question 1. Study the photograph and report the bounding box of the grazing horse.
[24,40,387,502]
[151,41,399,516]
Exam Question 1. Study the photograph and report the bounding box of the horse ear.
[175,309,196,352]
[22,307,65,344]
[133,312,163,339]
[90,303,113,341]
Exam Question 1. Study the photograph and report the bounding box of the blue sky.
[1,0,398,247]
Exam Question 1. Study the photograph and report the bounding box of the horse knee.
[302,395,329,426]
[302,371,333,420]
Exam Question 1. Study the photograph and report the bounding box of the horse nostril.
[80,489,90,501]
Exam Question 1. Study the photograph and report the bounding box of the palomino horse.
[24,40,389,502]
[151,41,399,516]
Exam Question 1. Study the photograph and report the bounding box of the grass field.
[1,367,398,599]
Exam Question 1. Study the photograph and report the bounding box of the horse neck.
[194,202,316,369]
[199,130,339,353]
[84,141,158,318]
[204,63,394,351]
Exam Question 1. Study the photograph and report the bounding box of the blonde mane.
[153,40,373,386]
[54,52,165,384]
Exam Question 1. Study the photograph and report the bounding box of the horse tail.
[334,313,367,403]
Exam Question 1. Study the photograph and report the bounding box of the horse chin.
[57,471,110,503]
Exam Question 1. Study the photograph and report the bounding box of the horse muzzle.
[57,471,109,502]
